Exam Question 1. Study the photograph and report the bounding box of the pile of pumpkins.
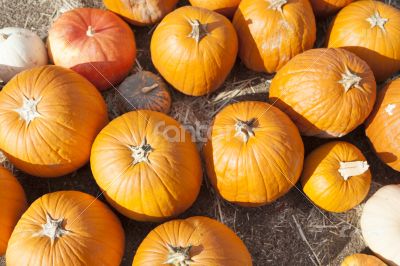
[0,0,400,265]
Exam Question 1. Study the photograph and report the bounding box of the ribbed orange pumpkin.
[132,216,252,266]
[341,254,386,266]
[189,0,241,17]
[310,0,353,17]
[0,167,26,255]
[233,0,316,73]
[269,48,376,138]
[301,141,371,213]
[6,191,124,266]
[104,0,179,26]
[366,78,400,171]
[326,1,400,81]
[0,66,108,177]
[90,110,202,222]
[204,101,304,206]
[48,8,136,91]
[151,6,238,96]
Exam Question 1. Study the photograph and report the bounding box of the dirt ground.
[1,0,400,265]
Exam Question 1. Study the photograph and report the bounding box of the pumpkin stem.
[164,243,194,266]
[366,11,388,31]
[86,25,96,37]
[187,19,208,43]
[0,33,9,41]
[338,161,369,181]
[141,83,159,93]
[14,95,42,125]
[40,213,69,245]
[338,66,363,92]
[129,138,152,165]
[235,119,256,143]
[268,0,288,12]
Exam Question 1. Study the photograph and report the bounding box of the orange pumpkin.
[189,0,241,17]
[310,0,353,17]
[0,65,108,178]
[301,141,371,213]
[0,167,26,255]
[48,8,136,91]
[104,0,179,26]
[117,71,171,114]
[6,191,124,266]
[269,48,376,138]
[233,0,316,73]
[90,110,202,222]
[366,78,400,171]
[326,1,400,81]
[204,101,304,206]
[151,6,238,96]
[132,216,252,266]
[341,253,387,266]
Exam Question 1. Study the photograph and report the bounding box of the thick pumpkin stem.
[14,95,42,125]
[268,0,288,12]
[235,119,256,143]
[86,25,95,37]
[338,66,363,92]
[187,19,208,43]
[366,11,388,31]
[338,161,369,181]
[0,33,9,41]
[164,243,194,266]
[141,83,159,93]
[129,138,152,165]
[40,213,69,244]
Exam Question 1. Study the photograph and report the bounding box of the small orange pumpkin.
[189,0,241,17]
[151,6,238,96]
[104,0,179,26]
[6,191,124,266]
[204,101,304,206]
[48,8,136,91]
[326,1,400,81]
[132,216,252,266]
[301,141,371,213]
[310,0,353,17]
[0,167,26,255]
[366,78,400,171]
[269,48,376,138]
[233,0,316,73]
[90,110,202,222]
[341,253,387,266]
[0,66,108,177]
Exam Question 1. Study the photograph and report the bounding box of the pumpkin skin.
[0,65,108,178]
[117,71,171,114]
[48,8,136,91]
[310,0,353,17]
[326,1,400,81]
[0,167,27,255]
[301,141,371,213]
[269,48,376,138]
[103,0,179,26]
[366,78,400,172]
[341,254,387,266]
[132,216,252,266]
[233,0,316,73]
[151,6,238,96]
[189,0,241,17]
[6,190,124,266]
[90,110,202,222]
[0,27,47,83]
[204,101,304,206]
[360,185,400,265]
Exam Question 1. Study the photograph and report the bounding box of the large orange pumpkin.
[104,0,179,26]
[6,191,124,266]
[90,110,202,222]
[310,0,353,17]
[0,167,26,255]
[204,101,304,206]
[48,8,136,91]
[0,65,108,177]
[366,78,400,171]
[341,253,387,266]
[132,216,252,265]
[233,0,316,73]
[189,0,241,17]
[301,141,371,213]
[326,1,400,81]
[269,48,376,138]
[151,6,238,96]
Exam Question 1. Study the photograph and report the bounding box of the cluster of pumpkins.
[1,0,400,265]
